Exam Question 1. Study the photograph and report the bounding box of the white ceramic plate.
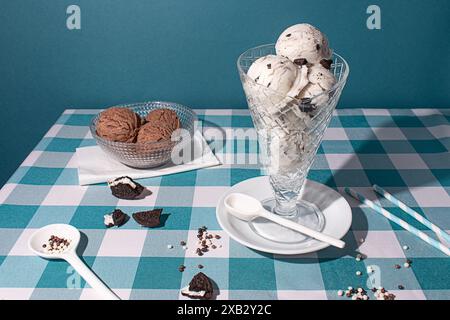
[216,176,352,255]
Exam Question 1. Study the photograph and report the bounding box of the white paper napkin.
[76,131,220,185]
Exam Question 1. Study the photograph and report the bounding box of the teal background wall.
[1,0,450,186]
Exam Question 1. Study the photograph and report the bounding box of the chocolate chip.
[320,59,333,70]
[316,44,321,51]
[267,82,271,88]
[301,97,312,104]
[286,33,291,37]
[254,76,260,83]
[214,235,221,239]
[201,247,208,252]
[293,58,308,66]
[267,63,271,69]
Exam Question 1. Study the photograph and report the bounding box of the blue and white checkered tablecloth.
[0,108,449,300]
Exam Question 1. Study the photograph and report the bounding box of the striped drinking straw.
[344,187,450,256]
[373,184,450,245]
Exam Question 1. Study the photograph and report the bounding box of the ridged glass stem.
[274,197,298,216]
[270,174,306,216]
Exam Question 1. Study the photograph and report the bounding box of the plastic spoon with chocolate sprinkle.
[28,224,120,300]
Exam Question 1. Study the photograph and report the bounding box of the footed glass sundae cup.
[237,44,349,244]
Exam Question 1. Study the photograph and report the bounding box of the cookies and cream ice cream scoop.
[247,54,298,95]
[275,23,332,64]
[242,23,339,175]
[246,54,299,106]
[289,64,337,107]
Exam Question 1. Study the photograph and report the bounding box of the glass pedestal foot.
[249,198,325,244]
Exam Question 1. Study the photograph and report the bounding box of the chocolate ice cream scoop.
[96,107,141,143]
[137,122,174,143]
[145,108,180,132]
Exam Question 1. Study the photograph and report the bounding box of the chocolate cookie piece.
[132,208,162,227]
[320,58,333,70]
[293,58,308,66]
[104,209,128,228]
[181,272,214,300]
[298,97,316,113]
[108,176,145,200]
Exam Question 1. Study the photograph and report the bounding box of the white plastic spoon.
[28,224,120,300]
[224,193,345,249]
